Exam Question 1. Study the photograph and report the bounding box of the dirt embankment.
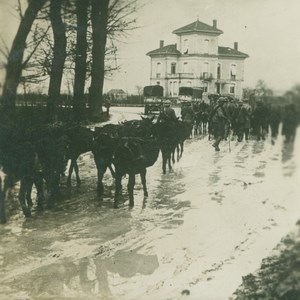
[231,220,300,300]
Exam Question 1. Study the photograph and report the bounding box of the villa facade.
[146,19,249,99]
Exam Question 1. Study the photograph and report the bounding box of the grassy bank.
[231,220,300,300]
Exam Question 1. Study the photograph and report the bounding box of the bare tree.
[89,0,110,116]
[47,0,67,121]
[136,85,143,103]
[1,0,47,114]
[73,0,89,121]
[89,0,138,118]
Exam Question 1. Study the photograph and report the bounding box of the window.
[173,81,178,96]
[230,84,235,94]
[217,63,221,79]
[204,39,209,54]
[202,62,209,78]
[230,64,237,80]
[157,81,160,85]
[170,81,173,96]
[171,63,176,74]
[203,82,208,92]
[183,62,188,73]
[183,39,189,54]
[216,83,221,94]
[156,62,161,78]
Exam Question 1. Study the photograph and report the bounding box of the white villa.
[146,19,249,99]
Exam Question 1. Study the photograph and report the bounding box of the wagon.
[143,85,164,115]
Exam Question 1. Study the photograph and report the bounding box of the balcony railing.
[166,73,195,79]
[200,72,214,81]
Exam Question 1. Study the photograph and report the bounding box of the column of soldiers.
[191,95,299,152]
[158,95,299,153]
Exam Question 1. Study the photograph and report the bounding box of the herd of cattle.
[0,98,298,224]
[0,116,192,224]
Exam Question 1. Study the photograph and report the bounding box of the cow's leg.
[94,155,106,197]
[97,165,107,197]
[19,177,31,217]
[108,164,115,178]
[162,150,167,174]
[73,159,81,187]
[0,174,8,224]
[176,144,180,162]
[47,171,60,208]
[167,149,172,171]
[25,179,34,208]
[180,141,184,158]
[171,144,176,164]
[140,169,148,197]
[34,172,45,211]
[67,160,74,187]
[127,173,135,207]
[114,172,122,208]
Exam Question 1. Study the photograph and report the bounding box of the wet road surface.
[0,107,299,300]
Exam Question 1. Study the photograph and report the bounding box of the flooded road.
[0,107,300,300]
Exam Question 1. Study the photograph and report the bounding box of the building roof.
[218,46,249,58]
[107,89,126,94]
[172,19,223,35]
[146,44,181,57]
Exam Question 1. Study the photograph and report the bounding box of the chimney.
[213,19,217,28]
[234,42,238,50]
[160,40,164,48]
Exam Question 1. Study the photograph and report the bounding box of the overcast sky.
[1,0,300,95]
[106,0,300,94]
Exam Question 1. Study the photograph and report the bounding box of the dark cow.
[93,117,155,198]
[93,124,121,197]
[0,126,45,223]
[64,126,94,188]
[151,120,178,174]
[113,137,160,208]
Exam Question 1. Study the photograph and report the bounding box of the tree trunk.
[73,0,89,122]
[1,0,47,114]
[89,0,110,118]
[47,0,67,122]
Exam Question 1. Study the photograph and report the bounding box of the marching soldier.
[234,98,252,142]
[269,105,281,142]
[210,97,231,151]
[252,100,268,141]
[282,103,298,143]
[157,100,177,122]
[181,102,194,125]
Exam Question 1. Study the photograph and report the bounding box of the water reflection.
[4,248,159,299]
[281,139,295,163]
[281,138,297,177]
[252,140,265,155]
[147,169,190,229]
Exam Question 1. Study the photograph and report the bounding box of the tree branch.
[22,25,51,69]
